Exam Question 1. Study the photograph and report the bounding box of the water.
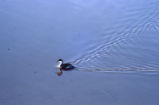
[1,0,159,73]
[70,0,159,72]
[1,0,159,105]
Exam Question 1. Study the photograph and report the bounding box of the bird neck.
[58,61,63,65]
[57,61,63,69]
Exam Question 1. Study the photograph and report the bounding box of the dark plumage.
[61,63,75,70]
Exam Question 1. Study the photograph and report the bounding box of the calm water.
[1,0,159,105]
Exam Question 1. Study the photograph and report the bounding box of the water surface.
[1,0,159,105]
[1,0,159,72]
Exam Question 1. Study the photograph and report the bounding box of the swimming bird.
[57,59,75,76]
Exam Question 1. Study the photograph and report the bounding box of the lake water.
[0,0,159,105]
[1,0,159,73]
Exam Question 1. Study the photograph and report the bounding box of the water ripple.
[71,0,159,73]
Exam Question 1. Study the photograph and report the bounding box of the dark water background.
[1,0,159,105]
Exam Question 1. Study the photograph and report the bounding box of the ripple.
[70,0,159,73]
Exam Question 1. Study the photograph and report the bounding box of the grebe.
[57,59,75,76]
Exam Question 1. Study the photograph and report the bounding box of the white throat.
[57,61,63,69]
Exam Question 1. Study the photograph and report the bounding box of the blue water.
[1,0,159,105]
[70,0,159,72]
[1,0,159,72]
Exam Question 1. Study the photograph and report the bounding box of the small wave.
[75,66,159,73]
[70,0,159,73]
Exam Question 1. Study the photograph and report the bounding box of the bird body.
[56,59,75,76]
[57,59,75,70]
[61,63,75,70]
